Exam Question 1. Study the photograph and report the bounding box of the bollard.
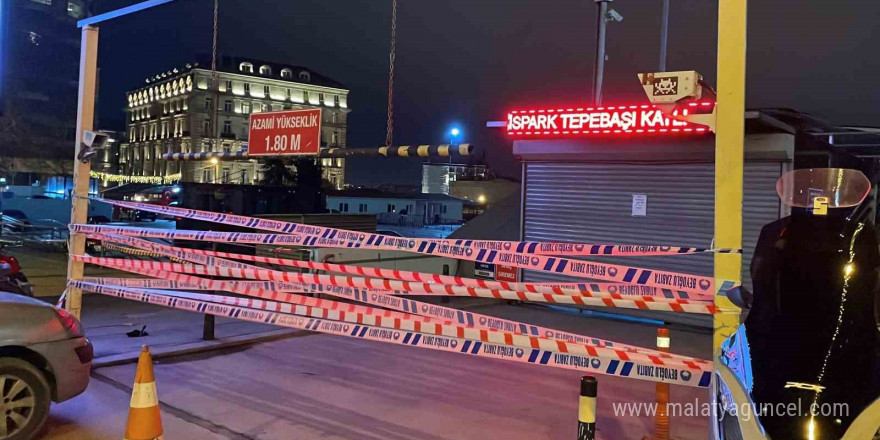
[578,375,598,440]
[654,328,671,440]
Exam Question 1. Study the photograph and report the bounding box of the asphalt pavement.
[38,303,712,440]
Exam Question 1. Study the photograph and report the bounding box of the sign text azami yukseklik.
[506,104,709,137]
[248,108,322,156]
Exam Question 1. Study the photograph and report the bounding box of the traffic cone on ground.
[124,345,164,440]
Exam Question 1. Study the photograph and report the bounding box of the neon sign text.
[506,104,712,137]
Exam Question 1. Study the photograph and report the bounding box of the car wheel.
[0,358,51,440]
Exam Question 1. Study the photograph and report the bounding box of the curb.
[92,328,308,368]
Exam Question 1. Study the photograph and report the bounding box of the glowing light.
[844,262,855,277]
[477,194,486,204]
[133,195,144,202]
[807,417,817,440]
[209,158,219,165]
[506,104,713,138]
[171,186,181,194]
[450,128,461,136]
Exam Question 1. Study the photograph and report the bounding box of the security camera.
[606,9,624,22]
[77,130,112,163]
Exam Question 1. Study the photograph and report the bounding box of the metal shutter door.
[523,162,782,292]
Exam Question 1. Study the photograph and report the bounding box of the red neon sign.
[506,102,713,137]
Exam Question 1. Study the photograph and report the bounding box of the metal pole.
[654,328,671,440]
[65,26,99,320]
[592,0,610,105]
[203,240,218,340]
[713,0,747,352]
[659,0,669,71]
[577,376,597,440]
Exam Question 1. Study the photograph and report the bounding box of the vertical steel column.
[713,0,747,350]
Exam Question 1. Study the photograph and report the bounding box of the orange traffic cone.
[124,345,164,440]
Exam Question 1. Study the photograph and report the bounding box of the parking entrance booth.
[511,108,795,325]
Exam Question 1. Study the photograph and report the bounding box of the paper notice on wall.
[632,194,647,217]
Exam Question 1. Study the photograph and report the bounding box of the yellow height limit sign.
[247,108,323,156]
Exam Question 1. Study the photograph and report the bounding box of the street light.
[450,128,460,137]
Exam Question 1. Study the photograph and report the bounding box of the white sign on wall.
[632,194,647,216]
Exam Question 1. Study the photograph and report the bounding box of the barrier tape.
[71,280,712,388]
[94,233,713,307]
[270,247,707,300]
[72,222,722,296]
[94,233,705,300]
[73,280,682,366]
[82,270,708,365]
[89,197,738,257]
[75,254,715,315]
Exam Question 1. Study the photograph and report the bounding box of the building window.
[203,119,211,135]
[222,169,230,182]
[224,100,233,112]
[259,65,272,76]
[299,71,311,82]
[359,203,367,213]
[387,204,396,213]
[261,103,270,113]
[239,62,253,73]
[442,205,447,214]
[331,131,339,146]
[241,102,251,114]
[281,69,292,79]
[334,95,340,107]
[222,121,232,134]
[338,203,349,213]
[244,83,251,94]
[129,128,136,141]
[205,97,212,110]
[318,93,325,103]
[224,80,233,92]
[263,85,270,97]
[303,91,309,103]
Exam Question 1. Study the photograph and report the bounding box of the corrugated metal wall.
[522,162,783,292]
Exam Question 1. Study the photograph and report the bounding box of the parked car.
[0,291,92,439]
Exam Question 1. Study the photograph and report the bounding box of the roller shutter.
[522,161,784,293]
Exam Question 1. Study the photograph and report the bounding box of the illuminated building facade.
[119,56,350,188]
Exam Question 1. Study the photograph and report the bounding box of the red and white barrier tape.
[71,280,712,388]
[72,223,721,296]
[93,233,713,307]
[74,255,715,315]
[92,264,710,363]
[90,197,739,257]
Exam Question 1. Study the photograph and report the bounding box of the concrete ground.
[39,303,711,440]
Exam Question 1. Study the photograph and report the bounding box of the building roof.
[327,189,468,203]
[140,55,347,91]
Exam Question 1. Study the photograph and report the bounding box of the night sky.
[92,0,880,185]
